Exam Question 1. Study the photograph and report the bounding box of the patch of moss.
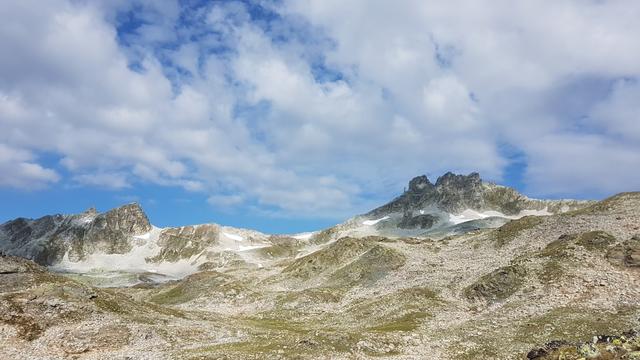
[343,287,441,331]
[538,259,565,284]
[95,288,185,323]
[183,329,363,359]
[245,317,310,334]
[282,237,375,281]
[149,271,250,305]
[275,287,344,306]
[493,216,544,248]
[368,311,429,332]
[539,235,574,259]
[327,245,406,287]
[464,265,526,303]
[575,231,616,251]
[454,344,501,360]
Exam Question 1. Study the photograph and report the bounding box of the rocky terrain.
[1,173,639,359]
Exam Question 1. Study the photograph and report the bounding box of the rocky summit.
[0,203,151,265]
[1,173,639,359]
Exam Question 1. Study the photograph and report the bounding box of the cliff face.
[0,203,151,265]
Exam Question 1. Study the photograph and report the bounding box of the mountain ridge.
[0,172,594,283]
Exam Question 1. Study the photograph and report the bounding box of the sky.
[0,0,639,233]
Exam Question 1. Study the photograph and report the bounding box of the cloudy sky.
[1,0,639,232]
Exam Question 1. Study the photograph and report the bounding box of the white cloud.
[0,0,639,219]
[525,134,640,196]
[73,172,131,190]
[0,144,59,189]
[281,0,640,197]
[208,194,245,208]
[589,79,640,142]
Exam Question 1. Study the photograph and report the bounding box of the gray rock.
[0,203,151,265]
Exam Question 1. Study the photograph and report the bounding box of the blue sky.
[0,0,639,233]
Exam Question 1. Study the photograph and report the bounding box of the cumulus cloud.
[0,0,639,219]
[0,144,59,189]
[589,79,640,142]
[73,172,131,190]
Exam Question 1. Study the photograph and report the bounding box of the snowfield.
[448,208,553,225]
[362,216,390,226]
[222,232,244,241]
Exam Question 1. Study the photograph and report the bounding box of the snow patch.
[134,231,151,240]
[235,244,270,252]
[518,208,552,217]
[222,232,243,241]
[362,216,390,226]
[449,208,552,225]
[449,209,505,225]
[292,232,315,240]
[49,226,200,284]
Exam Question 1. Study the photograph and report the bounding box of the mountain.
[0,203,298,286]
[310,172,592,240]
[0,172,594,286]
[1,188,639,359]
[0,203,151,265]
[369,172,587,216]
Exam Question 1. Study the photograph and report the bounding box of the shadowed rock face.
[0,203,151,265]
[398,214,438,229]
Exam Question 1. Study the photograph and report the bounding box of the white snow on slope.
[134,231,151,240]
[518,208,552,217]
[362,216,390,226]
[51,226,200,282]
[292,232,315,240]
[448,208,552,225]
[222,232,243,241]
[236,244,271,252]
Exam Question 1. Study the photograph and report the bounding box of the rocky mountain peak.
[98,203,151,235]
[433,172,485,213]
[434,171,481,188]
[0,203,153,265]
[367,171,589,219]
[408,175,434,192]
